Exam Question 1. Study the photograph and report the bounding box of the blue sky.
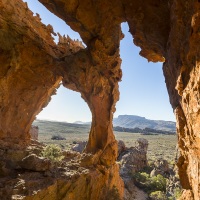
[24,0,175,123]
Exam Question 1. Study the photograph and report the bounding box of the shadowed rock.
[118,139,148,199]
[0,0,200,199]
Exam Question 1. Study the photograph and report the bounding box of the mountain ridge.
[36,114,176,132]
[113,115,176,132]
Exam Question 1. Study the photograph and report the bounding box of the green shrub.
[149,174,167,192]
[133,172,167,194]
[174,187,182,199]
[149,191,167,200]
[143,165,154,174]
[41,144,64,163]
[133,172,149,182]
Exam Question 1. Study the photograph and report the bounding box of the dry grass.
[34,120,177,162]
[115,132,177,162]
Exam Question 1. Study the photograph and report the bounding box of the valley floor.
[34,120,177,163]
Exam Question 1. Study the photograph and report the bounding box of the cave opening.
[25,0,178,164]
[24,0,91,149]
[25,1,179,197]
[113,22,180,199]
[33,84,91,149]
[115,22,178,169]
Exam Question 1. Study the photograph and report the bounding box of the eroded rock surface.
[118,139,148,200]
[0,0,200,199]
[119,138,148,176]
[0,0,83,144]
[0,141,124,200]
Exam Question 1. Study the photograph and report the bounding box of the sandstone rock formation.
[119,138,148,175]
[29,126,39,140]
[0,141,124,200]
[0,0,200,199]
[118,139,148,200]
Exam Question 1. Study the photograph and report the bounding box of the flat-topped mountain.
[113,115,176,132]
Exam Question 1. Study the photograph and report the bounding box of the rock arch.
[0,0,200,199]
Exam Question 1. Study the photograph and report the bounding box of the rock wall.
[0,0,83,143]
[163,1,200,199]
[0,0,200,199]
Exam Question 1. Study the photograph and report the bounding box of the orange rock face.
[0,0,200,199]
[163,1,200,199]
[0,0,82,143]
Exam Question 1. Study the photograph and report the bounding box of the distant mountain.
[74,121,91,125]
[113,115,176,132]
[74,121,86,124]
[113,126,175,135]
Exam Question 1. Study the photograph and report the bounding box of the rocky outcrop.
[1,0,200,199]
[118,140,126,157]
[71,141,87,153]
[119,138,148,176]
[20,154,51,172]
[150,159,170,178]
[0,141,124,200]
[118,139,148,200]
[29,126,39,140]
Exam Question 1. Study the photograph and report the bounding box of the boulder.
[118,139,149,199]
[71,141,87,153]
[20,154,51,172]
[137,138,148,152]
[119,138,148,177]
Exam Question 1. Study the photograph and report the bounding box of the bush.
[143,165,154,174]
[133,172,149,183]
[51,135,66,140]
[133,172,167,194]
[174,187,182,199]
[149,191,167,200]
[150,174,167,192]
[41,144,64,163]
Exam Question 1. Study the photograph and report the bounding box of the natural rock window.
[37,85,91,123]
[116,22,175,122]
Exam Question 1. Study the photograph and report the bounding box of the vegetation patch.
[149,191,167,200]
[133,172,167,194]
[51,134,66,140]
[41,144,64,163]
